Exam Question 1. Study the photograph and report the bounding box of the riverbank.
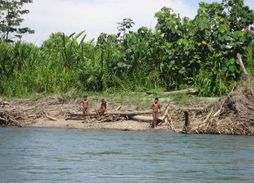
[0,91,217,131]
[1,85,254,135]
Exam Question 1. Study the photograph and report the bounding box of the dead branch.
[237,53,250,81]
[45,114,57,121]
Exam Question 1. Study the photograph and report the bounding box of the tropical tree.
[0,0,34,42]
[0,0,254,97]
[117,18,135,40]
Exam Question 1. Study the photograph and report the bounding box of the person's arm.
[159,104,162,113]
[151,103,154,109]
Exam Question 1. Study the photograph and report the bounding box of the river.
[0,128,253,183]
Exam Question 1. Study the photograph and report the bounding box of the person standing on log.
[151,97,161,128]
[81,95,89,121]
[96,99,107,115]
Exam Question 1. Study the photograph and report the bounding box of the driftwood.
[130,115,163,122]
[188,53,254,135]
[0,101,9,107]
[65,110,152,121]
[0,110,21,127]
[163,88,198,96]
[65,106,204,126]
[145,88,198,96]
[0,95,70,127]
[45,113,57,121]
[115,106,122,111]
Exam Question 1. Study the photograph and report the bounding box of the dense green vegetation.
[247,42,254,79]
[0,0,254,97]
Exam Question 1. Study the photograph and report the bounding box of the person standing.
[151,97,161,128]
[81,95,89,121]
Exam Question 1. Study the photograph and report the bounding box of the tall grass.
[0,32,163,97]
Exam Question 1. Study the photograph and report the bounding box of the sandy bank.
[27,118,170,131]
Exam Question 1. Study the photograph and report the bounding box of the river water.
[0,128,253,183]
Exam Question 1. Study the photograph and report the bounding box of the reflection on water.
[0,128,253,183]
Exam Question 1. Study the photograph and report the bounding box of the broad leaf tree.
[117,18,134,40]
[0,0,34,42]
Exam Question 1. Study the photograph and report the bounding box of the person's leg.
[83,109,86,116]
[154,112,158,127]
[82,109,87,123]
[151,112,155,128]
[86,109,90,120]
[100,109,106,115]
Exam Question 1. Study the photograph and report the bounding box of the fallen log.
[107,111,152,116]
[163,88,198,96]
[130,115,163,123]
[145,88,198,96]
[65,110,153,120]
[65,106,207,122]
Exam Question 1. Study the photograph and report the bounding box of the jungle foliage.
[0,0,254,97]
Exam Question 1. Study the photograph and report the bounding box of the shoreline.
[0,94,184,132]
[21,125,172,132]
[24,118,173,132]
[1,87,254,136]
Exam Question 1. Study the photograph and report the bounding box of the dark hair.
[83,95,87,98]
[155,97,159,101]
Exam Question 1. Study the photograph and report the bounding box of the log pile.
[190,84,254,135]
[0,95,68,127]
[0,110,21,127]
[161,53,254,135]
[189,54,254,135]
[159,84,254,135]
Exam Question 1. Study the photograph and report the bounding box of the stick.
[203,108,214,124]
[45,114,57,121]
[115,106,122,111]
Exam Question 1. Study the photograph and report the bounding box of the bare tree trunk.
[237,53,250,81]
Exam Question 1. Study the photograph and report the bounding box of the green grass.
[1,88,220,112]
[169,94,218,107]
[59,90,212,110]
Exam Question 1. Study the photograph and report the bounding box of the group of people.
[81,96,161,128]
[81,96,107,117]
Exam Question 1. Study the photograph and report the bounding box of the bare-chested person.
[96,99,107,115]
[81,95,89,120]
[151,97,161,128]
